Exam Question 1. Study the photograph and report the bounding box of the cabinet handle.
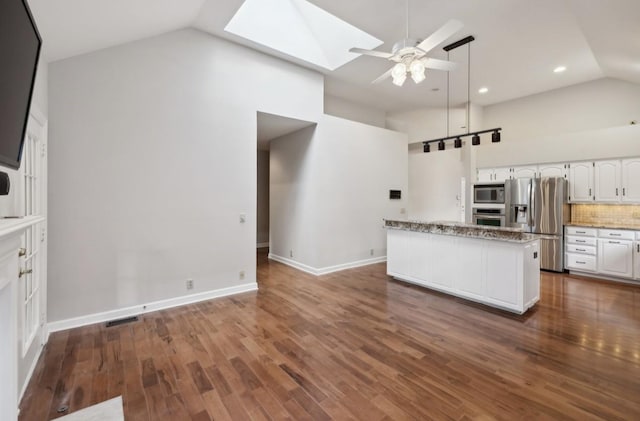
[589,188,591,196]
[576,261,586,264]
[18,248,26,257]
[576,248,586,252]
[576,240,586,243]
[609,233,621,236]
[19,268,32,278]
[608,241,620,244]
[616,188,618,196]
[623,187,626,196]
[576,231,586,234]
[637,244,639,252]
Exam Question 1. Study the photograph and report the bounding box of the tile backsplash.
[571,204,640,226]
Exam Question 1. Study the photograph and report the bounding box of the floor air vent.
[106,316,139,327]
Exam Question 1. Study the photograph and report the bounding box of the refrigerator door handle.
[528,180,535,229]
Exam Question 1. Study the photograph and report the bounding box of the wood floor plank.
[18,249,640,420]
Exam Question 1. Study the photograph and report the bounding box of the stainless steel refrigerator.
[505,177,570,272]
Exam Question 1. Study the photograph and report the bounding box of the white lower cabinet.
[566,226,639,281]
[598,239,633,278]
[387,229,540,314]
[635,241,640,280]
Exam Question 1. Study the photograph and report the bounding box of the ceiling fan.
[349,1,463,86]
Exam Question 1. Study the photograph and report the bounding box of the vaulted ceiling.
[29,0,640,112]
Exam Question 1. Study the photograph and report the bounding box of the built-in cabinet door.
[594,160,621,202]
[477,168,494,183]
[568,162,594,202]
[386,230,409,276]
[511,165,537,179]
[622,158,640,203]
[634,241,640,280]
[485,243,520,307]
[538,163,567,179]
[598,239,633,278]
[493,167,512,183]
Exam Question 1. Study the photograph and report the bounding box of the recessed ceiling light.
[478,87,489,94]
[554,66,567,73]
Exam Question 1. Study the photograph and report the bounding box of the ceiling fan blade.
[416,19,464,53]
[423,57,458,71]
[371,67,394,84]
[349,47,394,59]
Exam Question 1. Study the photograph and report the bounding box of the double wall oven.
[472,183,506,227]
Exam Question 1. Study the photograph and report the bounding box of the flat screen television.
[0,0,42,170]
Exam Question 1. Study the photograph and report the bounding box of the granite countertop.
[566,222,640,231]
[384,219,539,243]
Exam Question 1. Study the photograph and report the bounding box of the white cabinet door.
[486,243,520,307]
[622,158,640,203]
[511,165,537,179]
[594,160,621,202]
[538,163,567,179]
[477,168,494,183]
[387,230,409,276]
[634,241,640,280]
[456,238,485,298]
[493,167,512,183]
[429,235,457,290]
[598,239,633,278]
[568,162,593,202]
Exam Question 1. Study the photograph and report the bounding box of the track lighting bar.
[421,128,502,152]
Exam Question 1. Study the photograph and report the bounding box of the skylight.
[225,0,383,71]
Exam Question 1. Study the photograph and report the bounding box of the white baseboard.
[256,242,269,248]
[268,253,386,276]
[47,282,258,333]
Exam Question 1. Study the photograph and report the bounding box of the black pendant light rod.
[422,128,502,146]
[443,35,475,52]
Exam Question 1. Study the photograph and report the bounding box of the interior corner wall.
[47,28,324,323]
[389,105,482,222]
[270,115,408,272]
[478,77,640,167]
[256,149,270,246]
[324,94,387,128]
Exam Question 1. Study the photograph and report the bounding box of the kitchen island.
[385,220,540,314]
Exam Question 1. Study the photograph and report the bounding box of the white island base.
[387,227,540,314]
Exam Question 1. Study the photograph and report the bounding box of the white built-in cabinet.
[511,165,538,179]
[477,157,640,204]
[634,234,640,281]
[594,160,621,202]
[568,161,594,202]
[621,158,640,202]
[566,226,639,282]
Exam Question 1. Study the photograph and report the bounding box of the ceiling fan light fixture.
[392,73,406,86]
[391,62,407,79]
[409,59,426,83]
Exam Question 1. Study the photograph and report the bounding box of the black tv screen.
[0,0,41,170]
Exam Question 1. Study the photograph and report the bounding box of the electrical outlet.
[186,279,194,290]
[400,208,406,214]
[289,250,293,258]
[633,212,640,219]
[239,271,245,280]
[370,248,374,256]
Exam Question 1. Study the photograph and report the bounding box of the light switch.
[240,213,246,223]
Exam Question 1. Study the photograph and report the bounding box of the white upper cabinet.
[594,160,621,202]
[493,167,512,183]
[511,165,537,179]
[568,161,594,202]
[477,168,494,183]
[622,158,640,203]
[538,163,567,179]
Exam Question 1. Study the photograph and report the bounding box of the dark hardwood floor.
[19,249,640,420]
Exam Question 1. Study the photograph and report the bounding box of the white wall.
[388,105,482,222]
[270,116,408,272]
[479,78,640,167]
[256,149,269,246]
[324,94,387,128]
[48,29,324,323]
